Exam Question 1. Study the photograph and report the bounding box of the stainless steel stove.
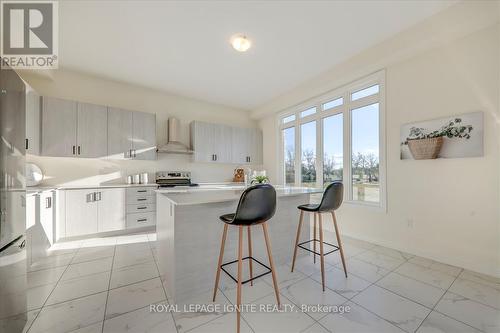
[156,171,199,188]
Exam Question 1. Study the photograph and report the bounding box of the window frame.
[276,70,386,211]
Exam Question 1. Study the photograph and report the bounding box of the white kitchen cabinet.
[231,127,249,164]
[26,87,40,155]
[191,121,215,162]
[191,121,233,163]
[250,128,263,164]
[107,108,156,160]
[41,96,78,157]
[107,107,133,159]
[132,111,157,160]
[97,188,126,232]
[65,189,98,237]
[77,102,108,158]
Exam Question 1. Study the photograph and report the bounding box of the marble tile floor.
[1,232,499,333]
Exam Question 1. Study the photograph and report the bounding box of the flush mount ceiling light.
[230,34,251,52]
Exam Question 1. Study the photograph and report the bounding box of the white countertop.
[27,183,158,191]
[156,185,323,205]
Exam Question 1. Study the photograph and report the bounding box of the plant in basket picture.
[400,112,483,160]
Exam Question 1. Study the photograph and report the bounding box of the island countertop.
[156,185,323,206]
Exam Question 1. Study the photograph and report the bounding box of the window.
[282,114,296,124]
[351,103,379,202]
[282,127,295,185]
[301,121,316,187]
[278,71,385,209]
[300,107,316,118]
[322,97,343,111]
[323,114,343,186]
[351,84,379,101]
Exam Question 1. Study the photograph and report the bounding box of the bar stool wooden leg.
[262,222,281,307]
[237,226,243,333]
[318,213,326,292]
[212,224,228,302]
[247,226,253,286]
[291,210,304,272]
[331,211,348,278]
[313,212,317,264]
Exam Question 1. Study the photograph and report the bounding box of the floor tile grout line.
[413,268,465,333]
[101,243,116,333]
[344,255,419,333]
[147,234,181,333]
[25,242,83,333]
[430,308,488,333]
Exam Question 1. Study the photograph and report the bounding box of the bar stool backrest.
[232,184,277,225]
[318,181,343,212]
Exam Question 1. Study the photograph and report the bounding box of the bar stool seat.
[219,213,235,223]
[212,184,281,333]
[297,204,320,212]
[291,181,347,292]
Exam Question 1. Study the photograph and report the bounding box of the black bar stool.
[212,184,280,333]
[291,181,347,291]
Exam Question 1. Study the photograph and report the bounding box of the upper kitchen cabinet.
[107,107,156,160]
[191,121,232,163]
[107,107,133,159]
[41,96,78,157]
[41,97,108,158]
[132,111,156,160]
[231,127,263,164]
[77,102,108,158]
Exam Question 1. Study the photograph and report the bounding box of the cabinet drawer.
[126,195,155,205]
[126,212,155,228]
[126,187,156,197]
[127,203,156,214]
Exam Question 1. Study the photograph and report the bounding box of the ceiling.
[59,0,456,110]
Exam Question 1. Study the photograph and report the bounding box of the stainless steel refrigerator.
[0,63,28,331]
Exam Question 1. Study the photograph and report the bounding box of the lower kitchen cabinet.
[26,190,55,264]
[65,189,98,237]
[63,186,153,238]
[97,188,126,232]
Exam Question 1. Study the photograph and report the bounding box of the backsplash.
[27,153,261,186]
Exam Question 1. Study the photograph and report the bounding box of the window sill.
[343,200,387,213]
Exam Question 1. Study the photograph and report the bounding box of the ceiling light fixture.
[231,35,251,52]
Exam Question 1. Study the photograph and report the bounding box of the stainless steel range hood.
[157,117,194,154]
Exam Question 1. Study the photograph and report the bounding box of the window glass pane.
[282,114,296,124]
[323,114,343,187]
[351,103,379,202]
[300,107,316,118]
[322,97,343,110]
[283,127,295,185]
[301,121,316,187]
[351,85,379,101]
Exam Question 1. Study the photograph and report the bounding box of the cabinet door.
[250,129,263,164]
[26,87,40,155]
[41,96,77,157]
[77,102,108,158]
[39,191,54,246]
[231,127,250,164]
[132,111,156,160]
[65,190,98,237]
[191,121,215,162]
[213,124,233,163]
[107,107,133,159]
[97,188,126,232]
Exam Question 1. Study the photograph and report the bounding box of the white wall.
[256,2,500,277]
[20,70,258,186]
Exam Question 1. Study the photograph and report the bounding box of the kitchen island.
[156,185,322,303]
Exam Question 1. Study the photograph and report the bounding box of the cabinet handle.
[133,149,137,157]
[137,218,148,223]
[45,197,52,209]
[72,146,76,155]
[25,139,29,150]
[137,198,147,201]
[214,154,217,161]
[137,190,147,193]
[78,146,81,155]
[96,192,102,201]
[137,206,147,210]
